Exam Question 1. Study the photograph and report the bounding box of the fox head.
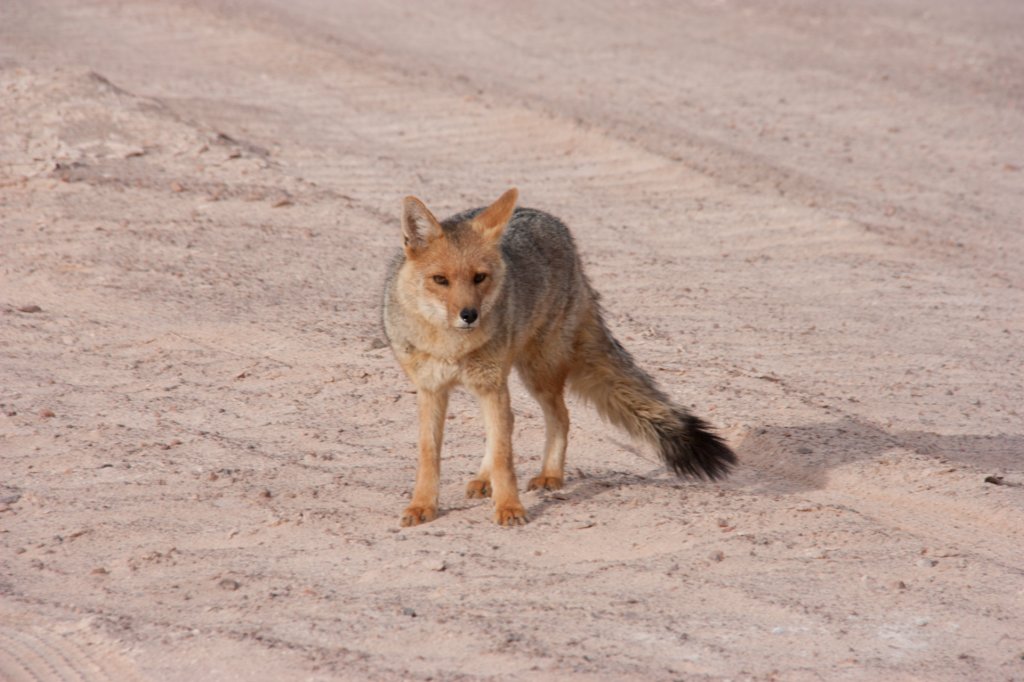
[399,188,517,332]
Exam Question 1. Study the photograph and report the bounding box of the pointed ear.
[402,196,443,253]
[472,188,518,240]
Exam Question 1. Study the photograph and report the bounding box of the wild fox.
[383,188,736,526]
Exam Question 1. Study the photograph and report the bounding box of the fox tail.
[568,299,736,479]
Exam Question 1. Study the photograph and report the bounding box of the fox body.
[383,189,735,526]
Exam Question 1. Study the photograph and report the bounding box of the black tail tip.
[656,413,737,480]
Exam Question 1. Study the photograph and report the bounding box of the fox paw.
[527,475,563,492]
[400,505,437,527]
[494,503,527,526]
[465,479,491,498]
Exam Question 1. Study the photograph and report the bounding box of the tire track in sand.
[0,626,144,682]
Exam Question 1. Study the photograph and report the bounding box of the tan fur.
[383,189,735,527]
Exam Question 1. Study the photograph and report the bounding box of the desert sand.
[1,1,1023,680]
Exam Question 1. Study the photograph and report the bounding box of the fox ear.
[472,188,518,240]
[402,196,443,253]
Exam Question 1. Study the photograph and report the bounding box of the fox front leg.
[475,384,527,526]
[401,388,449,526]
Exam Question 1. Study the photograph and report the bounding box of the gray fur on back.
[447,206,588,348]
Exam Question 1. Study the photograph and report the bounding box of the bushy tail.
[568,303,736,479]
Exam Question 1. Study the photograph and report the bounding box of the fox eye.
[473,273,488,284]
[432,275,449,286]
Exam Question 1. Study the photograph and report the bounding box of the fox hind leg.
[465,478,491,499]
[465,411,495,499]
[519,361,570,492]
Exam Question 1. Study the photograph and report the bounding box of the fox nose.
[459,308,478,325]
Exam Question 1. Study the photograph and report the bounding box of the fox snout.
[435,276,496,331]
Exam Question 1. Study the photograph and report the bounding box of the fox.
[382,188,736,526]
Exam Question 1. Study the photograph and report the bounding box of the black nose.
[459,308,478,324]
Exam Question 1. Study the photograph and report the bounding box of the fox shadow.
[520,416,1024,514]
[521,466,686,520]
[725,416,1023,495]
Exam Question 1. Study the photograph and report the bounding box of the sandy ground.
[2,1,1023,680]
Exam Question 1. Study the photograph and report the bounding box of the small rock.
[890,580,907,590]
[368,338,389,350]
[17,305,42,313]
[38,409,55,419]
[218,578,241,591]
[708,550,725,562]
[401,607,416,617]
[917,558,937,568]
[422,559,446,572]
[984,475,1022,487]
[91,567,109,575]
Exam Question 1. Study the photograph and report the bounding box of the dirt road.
[2,1,1022,679]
